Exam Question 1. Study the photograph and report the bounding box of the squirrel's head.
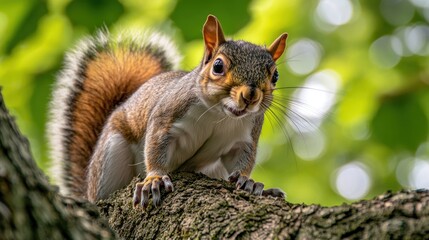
[198,15,288,119]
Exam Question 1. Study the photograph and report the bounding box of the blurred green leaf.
[3,0,48,54]
[65,0,124,30]
[170,0,252,40]
[371,94,428,151]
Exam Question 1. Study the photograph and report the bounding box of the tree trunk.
[0,90,115,240]
[1,89,428,239]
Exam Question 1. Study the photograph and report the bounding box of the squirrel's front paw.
[133,175,174,209]
[228,171,285,199]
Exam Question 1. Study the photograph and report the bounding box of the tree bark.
[98,174,429,239]
[1,89,429,239]
[0,90,116,240]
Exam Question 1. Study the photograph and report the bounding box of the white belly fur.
[166,103,253,179]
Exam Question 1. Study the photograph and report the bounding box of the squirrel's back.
[48,29,181,198]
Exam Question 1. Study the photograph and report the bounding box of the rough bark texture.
[0,90,116,240]
[1,89,429,240]
[98,174,429,239]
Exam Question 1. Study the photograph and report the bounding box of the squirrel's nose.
[241,89,259,106]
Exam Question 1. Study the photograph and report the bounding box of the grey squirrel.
[48,15,288,208]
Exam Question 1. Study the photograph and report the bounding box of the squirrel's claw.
[262,188,286,198]
[151,178,161,207]
[228,170,241,182]
[133,183,142,206]
[141,181,151,208]
[133,175,174,209]
[228,171,284,198]
[162,175,174,192]
[253,182,264,196]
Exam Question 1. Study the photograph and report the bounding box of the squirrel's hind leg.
[87,131,136,201]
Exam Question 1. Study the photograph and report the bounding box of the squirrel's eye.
[271,70,279,85]
[212,58,224,75]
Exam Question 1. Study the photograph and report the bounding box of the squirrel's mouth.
[224,105,247,118]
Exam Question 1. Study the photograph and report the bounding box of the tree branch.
[98,173,429,239]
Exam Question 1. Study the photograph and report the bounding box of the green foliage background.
[1,0,429,205]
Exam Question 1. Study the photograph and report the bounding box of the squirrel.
[48,15,288,208]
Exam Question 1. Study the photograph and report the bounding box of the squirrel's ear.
[203,15,226,63]
[268,33,288,62]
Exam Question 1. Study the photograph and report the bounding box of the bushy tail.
[48,29,181,198]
